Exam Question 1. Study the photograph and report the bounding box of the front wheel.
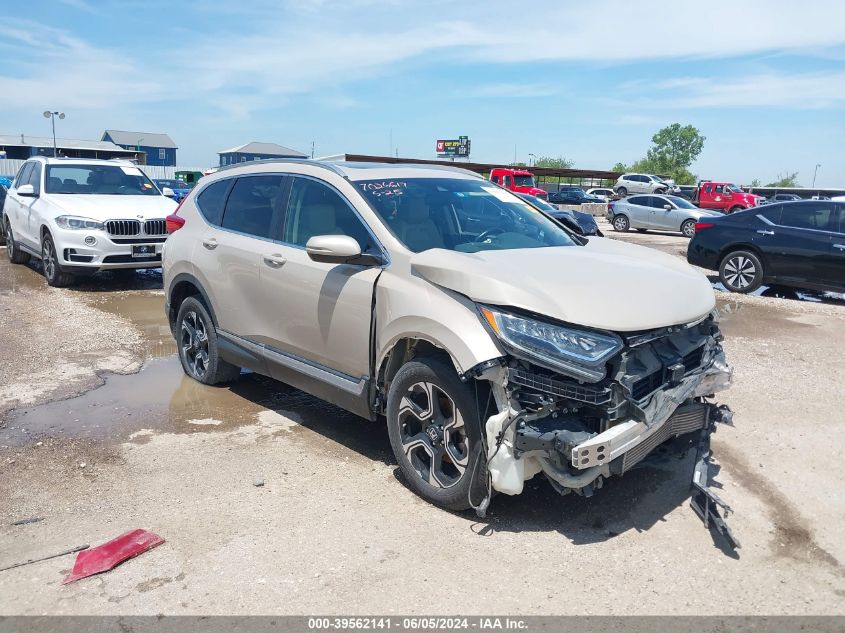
[616,186,627,196]
[719,250,763,293]
[42,234,75,287]
[386,357,483,511]
[176,296,240,385]
[681,219,696,238]
[729,206,744,214]
[612,214,630,232]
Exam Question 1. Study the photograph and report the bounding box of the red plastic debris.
[63,529,164,584]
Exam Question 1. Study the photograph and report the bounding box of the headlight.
[480,306,622,382]
[55,216,104,231]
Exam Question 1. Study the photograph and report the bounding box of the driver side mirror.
[17,184,36,197]
[162,187,175,198]
[306,235,381,266]
[663,204,673,210]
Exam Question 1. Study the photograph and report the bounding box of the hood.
[526,187,547,197]
[410,238,715,332]
[46,194,178,220]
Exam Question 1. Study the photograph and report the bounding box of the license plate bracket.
[131,244,156,258]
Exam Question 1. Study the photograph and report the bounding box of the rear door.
[624,196,652,228]
[191,174,288,340]
[761,202,837,287]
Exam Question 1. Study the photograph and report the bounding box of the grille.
[105,220,141,236]
[509,368,612,405]
[110,237,167,244]
[144,219,167,235]
[103,254,162,263]
[621,403,709,472]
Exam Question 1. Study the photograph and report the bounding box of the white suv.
[161,159,737,544]
[614,173,669,196]
[2,157,177,286]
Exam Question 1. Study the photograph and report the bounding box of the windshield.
[512,175,536,187]
[725,184,744,193]
[518,194,557,212]
[357,178,578,253]
[666,195,697,209]
[45,165,160,196]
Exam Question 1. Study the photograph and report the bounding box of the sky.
[1,0,844,187]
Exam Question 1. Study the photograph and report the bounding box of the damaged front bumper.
[477,317,738,546]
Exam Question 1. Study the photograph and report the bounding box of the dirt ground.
[1,228,844,616]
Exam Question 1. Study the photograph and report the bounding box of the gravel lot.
[1,232,844,616]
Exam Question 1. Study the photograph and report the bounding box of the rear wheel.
[5,219,31,264]
[616,186,627,196]
[719,250,763,293]
[42,234,75,287]
[386,357,483,511]
[612,214,630,232]
[176,296,240,385]
[681,219,697,238]
[729,206,744,214]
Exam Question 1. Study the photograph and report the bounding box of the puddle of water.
[82,289,176,359]
[0,355,366,447]
[0,256,45,295]
[716,297,819,339]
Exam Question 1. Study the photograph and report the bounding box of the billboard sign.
[436,136,470,158]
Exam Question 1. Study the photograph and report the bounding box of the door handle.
[202,238,218,250]
[834,244,845,251]
[262,253,287,268]
[756,230,774,236]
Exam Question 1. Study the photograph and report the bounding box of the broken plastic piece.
[63,529,164,584]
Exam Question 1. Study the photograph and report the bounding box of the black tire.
[616,186,627,196]
[176,296,240,385]
[719,250,764,293]
[386,356,483,511]
[612,214,630,232]
[42,234,75,287]
[655,188,667,195]
[5,219,31,264]
[681,219,697,238]
[729,206,744,214]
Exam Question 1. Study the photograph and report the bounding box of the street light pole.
[528,153,536,167]
[812,163,821,188]
[43,111,65,157]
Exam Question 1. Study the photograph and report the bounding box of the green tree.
[750,179,762,187]
[612,123,705,185]
[533,156,574,169]
[766,172,800,187]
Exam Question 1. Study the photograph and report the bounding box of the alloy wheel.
[723,255,757,289]
[682,220,696,237]
[613,215,629,231]
[43,239,57,280]
[397,381,469,489]
[5,223,13,257]
[180,311,210,379]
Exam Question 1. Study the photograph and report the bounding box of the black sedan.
[517,193,603,236]
[687,200,844,294]
[547,186,604,206]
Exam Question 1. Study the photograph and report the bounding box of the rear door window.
[758,204,782,225]
[779,203,835,232]
[196,179,234,226]
[627,196,648,206]
[220,175,287,239]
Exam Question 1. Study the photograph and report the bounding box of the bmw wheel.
[176,296,240,385]
[386,357,484,511]
[719,250,763,293]
[612,214,630,232]
[42,234,75,287]
[5,219,31,264]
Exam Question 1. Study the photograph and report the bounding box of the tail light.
[166,196,188,234]
[608,202,615,213]
[694,222,714,233]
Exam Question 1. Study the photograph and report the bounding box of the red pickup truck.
[489,168,548,199]
[693,181,764,214]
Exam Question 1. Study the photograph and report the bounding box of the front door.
[259,175,382,383]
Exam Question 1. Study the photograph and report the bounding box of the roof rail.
[216,157,347,177]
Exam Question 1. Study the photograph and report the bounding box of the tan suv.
[163,160,737,545]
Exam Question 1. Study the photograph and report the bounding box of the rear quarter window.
[757,204,782,225]
[195,179,233,226]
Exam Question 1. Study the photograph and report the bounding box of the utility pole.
[311,140,315,159]
[812,163,821,188]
